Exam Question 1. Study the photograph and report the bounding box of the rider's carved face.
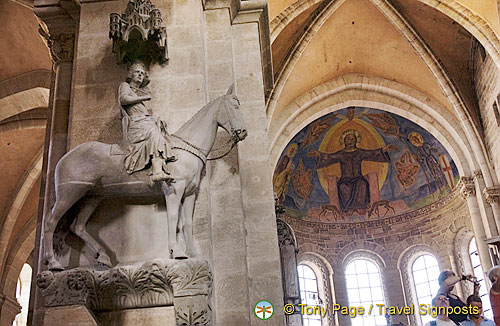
[131,68,145,86]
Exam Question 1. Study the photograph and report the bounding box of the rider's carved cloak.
[119,83,169,174]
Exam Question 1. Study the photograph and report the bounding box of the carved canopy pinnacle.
[483,187,500,204]
[109,0,168,66]
[459,176,476,199]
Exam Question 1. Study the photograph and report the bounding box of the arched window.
[345,259,385,326]
[469,238,492,319]
[411,254,439,325]
[12,263,32,326]
[298,264,322,326]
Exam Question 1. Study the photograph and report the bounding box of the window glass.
[345,259,386,326]
[298,264,322,326]
[412,254,439,325]
[12,264,32,326]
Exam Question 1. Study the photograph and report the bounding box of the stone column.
[0,294,21,326]
[31,2,78,324]
[459,176,493,271]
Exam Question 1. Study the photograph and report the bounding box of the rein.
[171,131,240,163]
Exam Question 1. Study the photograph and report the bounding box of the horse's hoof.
[47,260,65,272]
[171,248,188,259]
[96,254,112,269]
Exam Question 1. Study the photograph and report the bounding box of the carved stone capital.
[37,259,212,314]
[483,187,500,204]
[38,27,75,63]
[459,176,476,199]
[474,170,483,180]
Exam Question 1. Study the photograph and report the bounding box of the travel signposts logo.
[255,300,274,320]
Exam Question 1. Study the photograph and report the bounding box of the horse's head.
[216,84,248,143]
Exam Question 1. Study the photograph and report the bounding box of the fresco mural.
[273,107,459,222]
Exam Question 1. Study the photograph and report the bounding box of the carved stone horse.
[42,85,247,271]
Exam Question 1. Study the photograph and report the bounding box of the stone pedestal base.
[37,259,212,325]
[97,306,176,326]
[43,305,177,326]
[43,305,98,326]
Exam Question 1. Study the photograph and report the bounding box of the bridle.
[171,96,243,163]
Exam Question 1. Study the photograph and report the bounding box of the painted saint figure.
[118,61,176,181]
[309,130,390,214]
[273,143,298,204]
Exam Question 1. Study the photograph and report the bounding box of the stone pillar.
[0,294,21,326]
[459,176,493,271]
[32,2,78,324]
[232,9,285,325]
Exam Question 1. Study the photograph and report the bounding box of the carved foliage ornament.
[459,176,475,199]
[36,259,211,313]
[483,187,500,204]
[39,25,75,63]
[109,0,168,66]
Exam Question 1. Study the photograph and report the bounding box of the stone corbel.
[459,176,475,199]
[483,187,500,205]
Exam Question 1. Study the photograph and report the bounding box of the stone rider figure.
[118,60,176,181]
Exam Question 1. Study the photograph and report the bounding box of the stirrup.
[151,172,173,182]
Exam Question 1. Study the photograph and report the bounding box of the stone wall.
[473,45,500,182]
[282,190,473,326]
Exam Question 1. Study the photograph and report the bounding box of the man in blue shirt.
[460,295,495,326]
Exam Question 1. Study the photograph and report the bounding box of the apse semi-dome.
[273,107,459,222]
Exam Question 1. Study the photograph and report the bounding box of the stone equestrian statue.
[41,63,247,271]
[119,61,176,181]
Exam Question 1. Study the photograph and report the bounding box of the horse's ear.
[226,84,235,96]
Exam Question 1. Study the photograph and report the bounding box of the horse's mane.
[173,95,224,137]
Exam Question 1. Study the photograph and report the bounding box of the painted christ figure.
[309,130,391,214]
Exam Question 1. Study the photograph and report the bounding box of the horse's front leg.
[182,193,198,258]
[163,181,188,259]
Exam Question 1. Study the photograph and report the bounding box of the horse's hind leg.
[69,196,111,268]
[43,184,91,271]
